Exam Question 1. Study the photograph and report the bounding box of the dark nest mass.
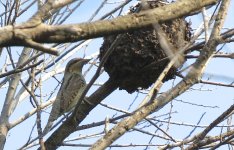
[100,0,192,93]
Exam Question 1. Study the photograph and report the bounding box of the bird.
[43,58,90,135]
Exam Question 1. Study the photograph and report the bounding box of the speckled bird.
[43,58,90,134]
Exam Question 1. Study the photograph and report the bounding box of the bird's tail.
[42,109,59,136]
[42,120,54,136]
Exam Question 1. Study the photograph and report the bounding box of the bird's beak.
[82,58,91,64]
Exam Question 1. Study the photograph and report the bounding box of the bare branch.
[0,0,216,54]
[0,59,44,78]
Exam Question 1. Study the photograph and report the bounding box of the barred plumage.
[43,58,90,135]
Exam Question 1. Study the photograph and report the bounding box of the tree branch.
[0,0,216,54]
[43,78,119,149]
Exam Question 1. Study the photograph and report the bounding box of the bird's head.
[65,58,90,74]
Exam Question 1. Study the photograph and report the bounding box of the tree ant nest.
[100,0,192,93]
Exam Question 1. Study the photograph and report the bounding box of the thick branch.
[0,0,216,51]
[42,78,119,149]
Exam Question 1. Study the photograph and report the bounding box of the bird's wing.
[60,74,86,114]
[43,74,85,135]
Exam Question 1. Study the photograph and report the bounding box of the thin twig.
[0,60,44,78]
